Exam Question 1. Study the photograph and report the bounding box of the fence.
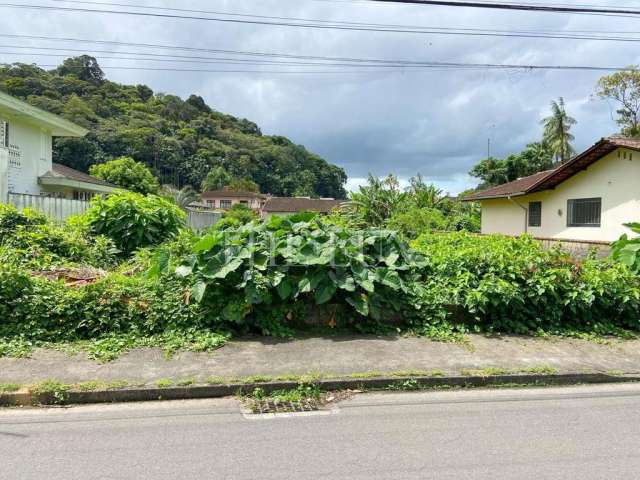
[8,192,90,221]
[7,193,221,230]
[186,208,222,231]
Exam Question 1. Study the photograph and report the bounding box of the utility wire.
[3,1,640,35]
[365,0,640,15]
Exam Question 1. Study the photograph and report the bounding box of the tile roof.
[41,163,115,187]
[463,170,555,201]
[464,136,640,201]
[263,197,346,213]
[201,188,267,199]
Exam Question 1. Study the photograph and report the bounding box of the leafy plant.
[85,191,186,255]
[611,223,640,273]
[90,156,160,194]
[156,215,429,334]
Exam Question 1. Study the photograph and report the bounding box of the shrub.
[412,232,640,334]
[611,222,640,273]
[85,191,186,255]
[0,204,46,239]
[211,203,258,231]
[387,207,448,239]
[155,215,428,334]
[89,157,160,195]
[0,203,117,269]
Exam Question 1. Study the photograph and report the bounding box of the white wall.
[480,148,640,242]
[3,116,52,195]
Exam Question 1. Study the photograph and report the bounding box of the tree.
[596,67,640,136]
[541,98,576,163]
[470,142,554,188]
[349,174,406,226]
[228,177,260,193]
[407,174,445,208]
[161,184,200,209]
[54,55,104,84]
[0,58,348,197]
[201,167,232,192]
[89,157,160,195]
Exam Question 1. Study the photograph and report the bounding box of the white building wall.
[480,148,640,242]
[4,118,52,195]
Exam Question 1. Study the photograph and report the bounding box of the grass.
[0,383,21,393]
[0,331,229,363]
[156,379,174,388]
[460,367,512,377]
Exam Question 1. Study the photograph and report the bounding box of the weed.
[460,367,511,377]
[156,379,174,388]
[176,378,196,387]
[606,370,624,376]
[519,366,559,375]
[0,338,34,358]
[388,379,420,391]
[0,383,21,393]
[75,381,102,392]
[30,380,70,404]
[206,376,226,385]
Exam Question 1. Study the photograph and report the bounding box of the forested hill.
[0,56,347,198]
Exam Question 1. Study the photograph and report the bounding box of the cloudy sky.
[1,0,638,193]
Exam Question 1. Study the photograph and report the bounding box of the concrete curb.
[2,373,639,407]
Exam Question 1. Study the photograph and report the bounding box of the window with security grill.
[528,201,542,227]
[567,198,601,227]
[220,199,232,209]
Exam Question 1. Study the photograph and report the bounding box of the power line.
[365,0,640,15]
[1,33,638,72]
[2,1,640,36]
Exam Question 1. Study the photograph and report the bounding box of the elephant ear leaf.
[346,294,369,317]
[315,281,337,305]
[191,281,207,303]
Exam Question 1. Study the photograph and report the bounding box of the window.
[206,200,214,207]
[567,198,601,227]
[220,199,232,209]
[240,200,249,206]
[528,201,542,227]
[0,120,8,148]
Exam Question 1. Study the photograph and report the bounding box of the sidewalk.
[2,334,640,384]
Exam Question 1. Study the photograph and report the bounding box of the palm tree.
[541,97,577,163]
[161,184,200,209]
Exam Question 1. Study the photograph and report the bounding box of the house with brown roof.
[262,197,346,218]
[0,90,115,201]
[199,187,268,211]
[464,137,640,242]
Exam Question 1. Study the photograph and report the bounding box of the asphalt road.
[2,384,640,479]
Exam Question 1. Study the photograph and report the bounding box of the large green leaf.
[191,281,207,303]
[315,281,337,304]
[193,234,218,253]
[346,294,369,317]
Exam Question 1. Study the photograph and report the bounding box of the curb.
[2,373,639,407]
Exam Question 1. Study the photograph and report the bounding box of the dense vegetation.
[0,192,639,361]
[340,174,480,236]
[0,56,347,198]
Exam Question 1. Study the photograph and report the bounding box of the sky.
[1,0,639,194]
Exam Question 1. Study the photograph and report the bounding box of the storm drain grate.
[248,399,321,414]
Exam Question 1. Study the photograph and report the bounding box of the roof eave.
[39,176,115,193]
[0,91,88,137]
[462,191,527,202]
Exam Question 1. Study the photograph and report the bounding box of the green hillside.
[0,56,347,198]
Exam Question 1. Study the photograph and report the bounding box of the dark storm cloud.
[1,0,639,192]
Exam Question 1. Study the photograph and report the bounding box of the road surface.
[2,383,640,479]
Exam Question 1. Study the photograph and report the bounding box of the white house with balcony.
[0,90,115,204]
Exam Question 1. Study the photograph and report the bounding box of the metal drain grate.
[249,399,321,414]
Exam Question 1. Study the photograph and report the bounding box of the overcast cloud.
[1,0,638,193]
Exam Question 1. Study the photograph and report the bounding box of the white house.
[464,137,640,243]
[0,90,114,202]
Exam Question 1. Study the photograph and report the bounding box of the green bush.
[89,157,160,195]
[0,203,117,269]
[156,215,428,334]
[0,267,215,342]
[412,232,640,334]
[611,222,640,273]
[85,191,186,255]
[0,204,46,239]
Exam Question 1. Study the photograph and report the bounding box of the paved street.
[2,384,640,479]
